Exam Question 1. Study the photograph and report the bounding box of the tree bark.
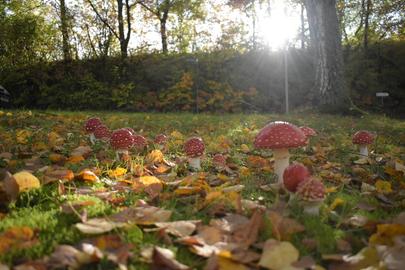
[300,3,305,49]
[304,0,348,112]
[60,0,71,61]
[160,9,169,54]
[364,0,371,50]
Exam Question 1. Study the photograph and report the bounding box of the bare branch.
[86,0,119,40]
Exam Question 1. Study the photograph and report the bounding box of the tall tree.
[139,0,199,53]
[59,0,71,61]
[86,0,136,58]
[304,0,348,111]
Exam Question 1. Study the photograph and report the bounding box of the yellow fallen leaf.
[369,224,405,245]
[240,144,250,153]
[239,166,251,177]
[259,240,299,270]
[76,170,99,182]
[325,186,338,193]
[375,180,392,194]
[48,131,64,147]
[145,149,164,164]
[66,155,84,164]
[0,226,36,253]
[13,171,40,191]
[32,141,48,151]
[171,130,184,140]
[137,176,162,186]
[16,129,32,144]
[49,153,66,163]
[329,198,345,211]
[108,167,127,178]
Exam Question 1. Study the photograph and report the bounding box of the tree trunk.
[60,0,71,61]
[304,0,348,112]
[300,3,305,49]
[117,0,127,58]
[364,0,371,50]
[160,10,169,54]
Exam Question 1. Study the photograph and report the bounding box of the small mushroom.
[352,130,374,157]
[110,129,134,160]
[93,125,111,142]
[84,117,103,144]
[154,134,168,150]
[212,153,227,171]
[184,137,205,170]
[299,126,317,151]
[254,121,307,186]
[132,134,147,152]
[283,163,310,193]
[296,177,326,216]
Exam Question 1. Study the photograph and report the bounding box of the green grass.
[0,110,404,268]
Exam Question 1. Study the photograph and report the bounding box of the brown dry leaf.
[14,260,47,270]
[47,245,94,269]
[43,168,74,185]
[258,239,300,270]
[0,170,19,202]
[60,201,96,214]
[49,153,66,164]
[151,246,190,270]
[330,246,384,270]
[76,170,99,182]
[75,218,126,234]
[154,220,200,238]
[232,208,264,247]
[247,155,270,169]
[71,146,92,157]
[0,226,38,253]
[267,211,305,241]
[12,171,40,191]
[110,204,172,225]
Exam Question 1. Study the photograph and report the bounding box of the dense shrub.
[1,41,404,115]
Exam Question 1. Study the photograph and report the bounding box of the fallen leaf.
[13,171,40,191]
[43,168,74,184]
[76,170,99,182]
[154,220,200,238]
[108,167,127,178]
[267,211,305,241]
[146,150,164,164]
[76,218,126,234]
[151,246,190,270]
[0,226,38,253]
[259,239,299,270]
[71,146,92,157]
[375,180,392,194]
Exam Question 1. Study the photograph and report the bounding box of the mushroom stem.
[115,149,129,161]
[359,145,368,157]
[188,157,201,170]
[302,201,322,216]
[89,133,96,145]
[273,148,290,185]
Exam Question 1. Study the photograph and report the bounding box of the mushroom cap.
[283,163,311,192]
[84,117,103,133]
[132,134,147,150]
[94,125,111,140]
[154,134,168,145]
[184,137,205,158]
[296,178,325,202]
[124,127,136,136]
[110,129,134,150]
[299,126,317,138]
[352,130,374,145]
[254,121,307,149]
[212,153,227,167]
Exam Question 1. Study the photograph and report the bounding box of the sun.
[257,1,300,50]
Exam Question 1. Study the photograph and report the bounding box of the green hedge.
[1,41,404,115]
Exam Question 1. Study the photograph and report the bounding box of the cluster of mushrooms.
[84,118,375,216]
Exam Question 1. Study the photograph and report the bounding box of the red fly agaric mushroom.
[110,129,134,160]
[283,163,311,193]
[184,137,205,170]
[300,126,317,138]
[84,117,103,144]
[352,130,374,157]
[296,177,326,215]
[93,125,111,142]
[154,134,168,150]
[212,153,227,171]
[254,121,307,186]
[132,134,147,152]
